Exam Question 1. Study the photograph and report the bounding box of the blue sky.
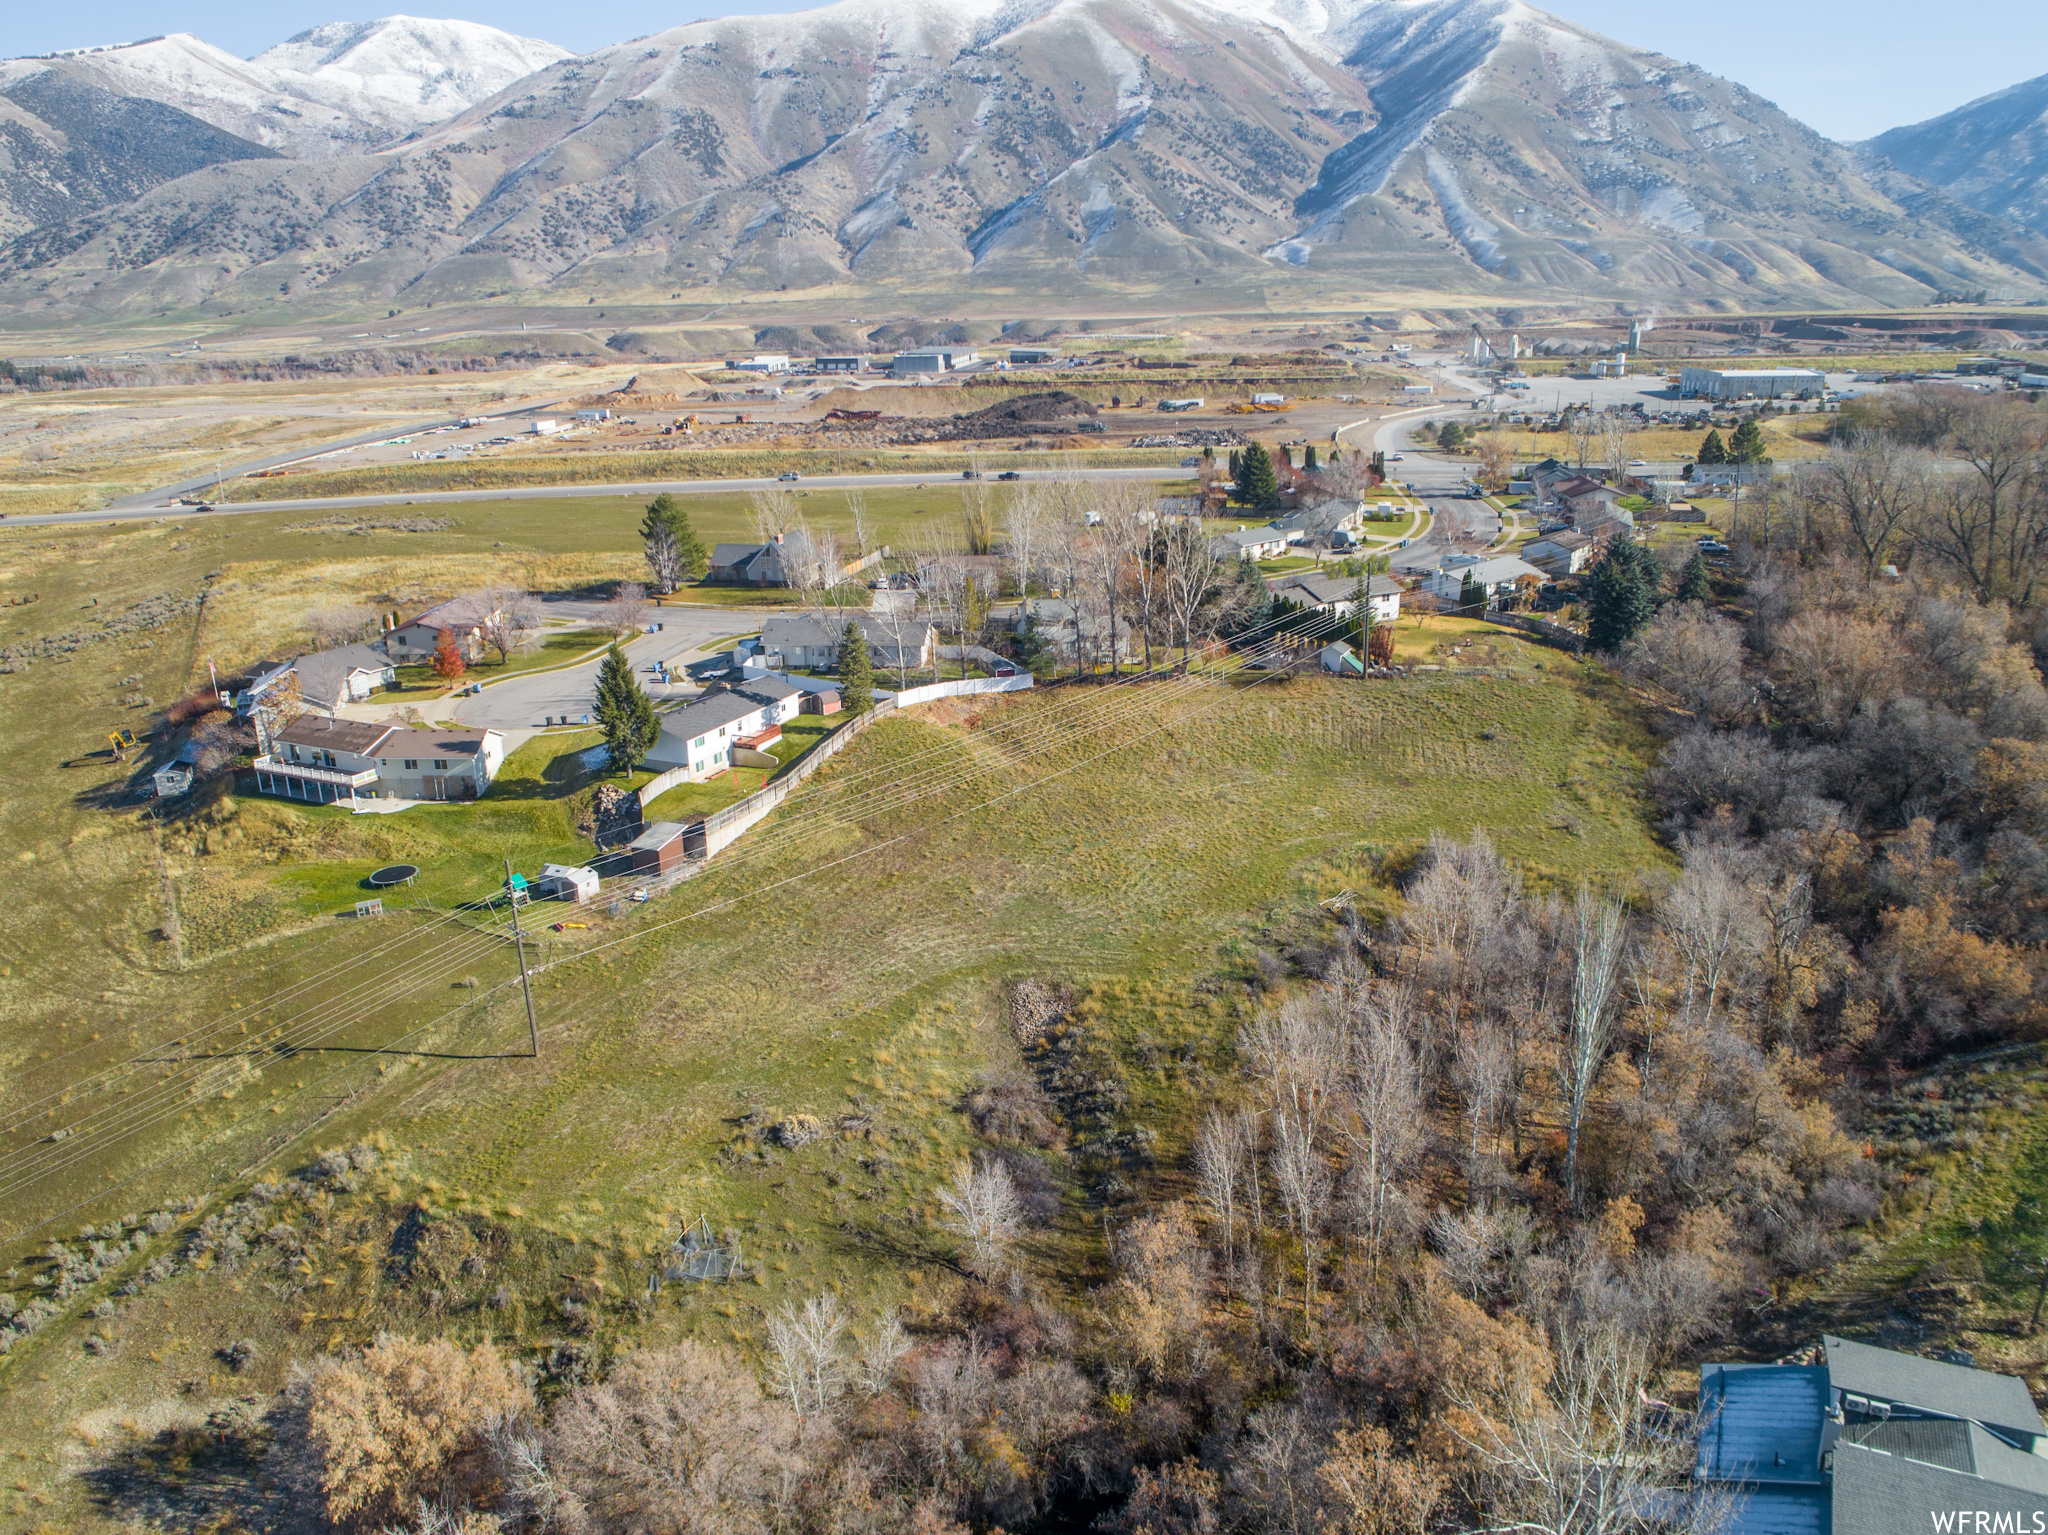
[15,0,2046,141]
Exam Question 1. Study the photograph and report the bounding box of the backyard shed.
[538,863,599,903]
[626,821,689,877]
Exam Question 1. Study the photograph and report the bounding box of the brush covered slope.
[1867,70,2048,238]
[3,0,2046,314]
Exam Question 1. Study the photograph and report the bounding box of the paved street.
[342,604,777,749]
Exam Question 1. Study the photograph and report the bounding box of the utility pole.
[505,858,539,1057]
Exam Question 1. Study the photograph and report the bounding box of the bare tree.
[749,486,797,543]
[1448,1318,1730,1535]
[961,466,997,555]
[1598,409,1636,485]
[1342,985,1424,1279]
[307,605,379,651]
[469,589,545,664]
[595,582,649,639]
[1623,605,1752,727]
[1813,432,1929,579]
[1567,408,1597,473]
[1003,481,1045,600]
[851,1313,911,1396]
[1660,842,1765,1030]
[1453,1017,1515,1182]
[1084,481,1150,677]
[1558,888,1628,1208]
[938,1158,1022,1279]
[844,489,873,558]
[1194,1109,1248,1292]
[1158,517,1223,668]
[764,1292,847,1420]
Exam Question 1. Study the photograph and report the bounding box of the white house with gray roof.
[645,679,805,782]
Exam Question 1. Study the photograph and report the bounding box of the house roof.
[761,613,838,650]
[1441,555,1545,587]
[730,677,803,706]
[629,820,686,851]
[373,726,490,759]
[1697,1364,1830,1486]
[1273,501,1363,535]
[1213,527,1286,554]
[1268,572,1403,606]
[1527,531,1593,552]
[1721,1485,1829,1535]
[1831,1439,2048,1535]
[664,691,772,741]
[1827,1337,2046,1436]
[275,715,399,755]
[293,642,392,705]
[403,596,494,633]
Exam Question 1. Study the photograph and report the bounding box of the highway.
[1,464,1204,531]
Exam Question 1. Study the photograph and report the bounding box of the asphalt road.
[342,604,777,748]
[7,464,1205,531]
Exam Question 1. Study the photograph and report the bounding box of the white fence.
[650,672,1035,860]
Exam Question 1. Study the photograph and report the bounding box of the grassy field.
[103,484,1039,668]
[0,497,1678,1527]
[214,445,1190,503]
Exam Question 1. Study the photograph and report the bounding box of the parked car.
[1698,540,1730,555]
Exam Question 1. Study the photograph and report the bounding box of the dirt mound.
[582,367,708,408]
[957,391,1098,426]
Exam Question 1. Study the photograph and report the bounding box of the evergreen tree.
[1440,421,1467,450]
[1227,449,1242,481]
[1303,444,1319,472]
[1235,443,1281,511]
[593,643,657,772]
[1278,444,1294,468]
[1729,418,1770,465]
[640,493,707,592]
[1458,569,1481,612]
[837,620,874,714]
[1697,429,1728,465]
[1676,550,1712,603]
[1585,545,1659,651]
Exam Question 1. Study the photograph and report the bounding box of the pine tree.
[837,620,874,714]
[1729,418,1769,465]
[593,643,657,772]
[1458,569,1481,612]
[1235,443,1281,511]
[1304,444,1319,472]
[1227,449,1242,481]
[1696,429,1728,466]
[640,493,707,592]
[1585,545,1659,650]
[430,628,466,681]
[1440,421,1467,450]
[1677,550,1712,603]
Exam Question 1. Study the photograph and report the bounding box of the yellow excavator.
[108,728,138,761]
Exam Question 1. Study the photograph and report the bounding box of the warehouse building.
[1680,366,1826,401]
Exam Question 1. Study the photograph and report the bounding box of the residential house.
[1697,1335,2048,1535]
[757,614,936,672]
[384,597,499,665]
[645,678,806,783]
[1423,555,1546,608]
[1010,599,1133,667]
[1265,571,1402,625]
[1271,500,1369,549]
[255,716,505,804]
[242,641,397,721]
[1576,515,1638,548]
[1211,526,1292,562]
[705,531,887,587]
[1521,530,1594,576]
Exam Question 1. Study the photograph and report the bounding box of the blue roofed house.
[1698,1336,2048,1535]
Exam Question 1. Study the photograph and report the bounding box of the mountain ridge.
[1866,72,2048,238]
[3,0,2045,317]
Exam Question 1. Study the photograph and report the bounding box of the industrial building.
[1680,366,1827,400]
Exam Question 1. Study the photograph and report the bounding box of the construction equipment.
[1226,401,1288,414]
[825,408,882,422]
[107,728,138,760]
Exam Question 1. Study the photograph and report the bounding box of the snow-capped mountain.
[2,17,568,159]
[1867,73,2048,237]
[4,0,2045,313]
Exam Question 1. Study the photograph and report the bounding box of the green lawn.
[638,718,838,823]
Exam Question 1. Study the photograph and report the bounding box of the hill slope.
[0,18,569,160]
[1867,72,2048,237]
[3,0,2044,313]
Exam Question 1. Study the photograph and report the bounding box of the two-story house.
[255,716,506,804]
